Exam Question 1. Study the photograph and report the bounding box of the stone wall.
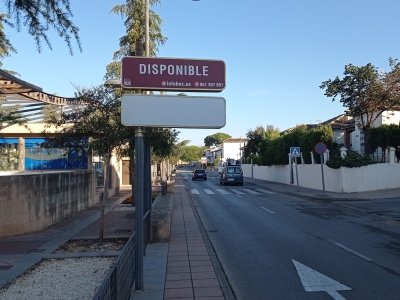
[0,170,95,237]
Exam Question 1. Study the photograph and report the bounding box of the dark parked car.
[192,169,207,181]
[220,166,243,186]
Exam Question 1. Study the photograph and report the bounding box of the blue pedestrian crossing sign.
[290,147,301,157]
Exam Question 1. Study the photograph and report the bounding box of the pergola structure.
[0,69,95,172]
[0,69,90,132]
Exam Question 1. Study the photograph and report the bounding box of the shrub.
[326,149,376,169]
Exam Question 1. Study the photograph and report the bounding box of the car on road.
[220,166,243,186]
[192,169,207,181]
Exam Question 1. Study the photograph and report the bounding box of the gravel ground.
[0,257,115,300]
[54,239,127,253]
[0,238,125,300]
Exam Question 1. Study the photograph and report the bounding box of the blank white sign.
[121,94,226,128]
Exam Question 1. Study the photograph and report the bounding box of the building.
[0,69,122,195]
[220,138,248,162]
[349,111,400,153]
[203,146,221,164]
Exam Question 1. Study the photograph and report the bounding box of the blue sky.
[2,0,400,146]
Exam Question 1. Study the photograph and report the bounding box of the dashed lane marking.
[329,241,373,262]
[261,206,275,214]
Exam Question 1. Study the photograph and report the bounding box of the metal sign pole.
[315,143,327,196]
[290,157,294,184]
[295,157,300,192]
[135,126,144,290]
[320,154,326,195]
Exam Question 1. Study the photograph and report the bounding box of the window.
[227,167,242,174]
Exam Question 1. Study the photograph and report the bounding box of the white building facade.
[221,138,248,162]
[351,111,400,152]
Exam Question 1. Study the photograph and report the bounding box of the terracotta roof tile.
[222,138,248,143]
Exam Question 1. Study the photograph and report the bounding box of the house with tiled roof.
[280,114,351,147]
[203,146,222,164]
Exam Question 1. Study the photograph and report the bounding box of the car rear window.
[195,170,205,173]
[226,167,242,174]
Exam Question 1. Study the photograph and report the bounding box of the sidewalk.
[133,174,234,300]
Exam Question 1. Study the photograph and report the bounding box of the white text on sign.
[139,64,209,76]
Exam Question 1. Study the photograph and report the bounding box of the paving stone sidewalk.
[133,174,234,300]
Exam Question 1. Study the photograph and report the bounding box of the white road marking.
[191,189,200,194]
[261,207,275,214]
[203,189,215,194]
[331,242,373,262]
[229,189,245,195]
[243,189,260,194]
[256,189,276,194]
[216,189,230,194]
[292,259,351,300]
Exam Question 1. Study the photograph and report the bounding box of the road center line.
[331,241,373,262]
[261,207,275,214]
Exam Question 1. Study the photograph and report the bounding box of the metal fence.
[357,131,400,163]
[93,210,151,300]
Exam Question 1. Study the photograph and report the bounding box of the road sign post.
[314,142,327,196]
[121,55,227,291]
[290,147,301,192]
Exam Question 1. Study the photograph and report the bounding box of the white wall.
[351,130,361,152]
[243,164,290,184]
[242,163,400,193]
[381,111,400,125]
[333,130,344,145]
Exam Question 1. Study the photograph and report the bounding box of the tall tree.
[1,0,81,55]
[180,145,206,162]
[320,59,400,131]
[204,132,231,147]
[44,85,130,246]
[244,126,265,157]
[0,13,18,74]
[105,0,167,83]
[244,125,280,157]
[165,139,190,165]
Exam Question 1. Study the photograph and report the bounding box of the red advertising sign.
[121,57,226,92]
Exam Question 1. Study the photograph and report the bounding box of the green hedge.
[259,125,334,166]
[365,123,400,153]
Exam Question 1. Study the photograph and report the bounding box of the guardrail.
[94,210,150,300]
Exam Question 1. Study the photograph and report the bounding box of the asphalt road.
[180,168,400,300]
